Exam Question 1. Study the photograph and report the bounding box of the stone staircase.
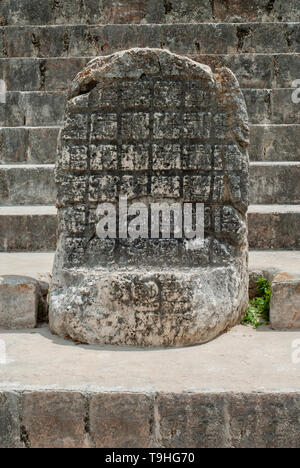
[0,1,300,449]
[0,1,299,254]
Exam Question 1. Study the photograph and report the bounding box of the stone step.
[1,54,299,91]
[2,250,299,277]
[0,163,299,209]
[0,251,54,278]
[0,165,56,205]
[249,162,300,204]
[1,250,300,331]
[249,249,300,275]
[0,206,57,251]
[0,323,300,447]
[2,250,300,280]
[2,162,300,207]
[0,92,65,127]
[270,272,300,330]
[1,88,299,128]
[0,204,299,252]
[249,125,300,162]
[243,89,300,125]
[0,127,60,164]
[248,205,300,249]
[1,23,299,59]
[1,0,299,26]
[1,125,299,165]
[249,250,300,330]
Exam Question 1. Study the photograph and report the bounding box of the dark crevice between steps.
[285,28,293,52]
[83,394,95,448]
[1,28,7,57]
[63,31,70,56]
[265,0,276,14]
[31,32,40,57]
[39,60,46,92]
[20,425,30,449]
[272,55,279,88]
[164,0,173,15]
[236,26,252,52]
[210,0,215,20]
[149,394,159,446]
[52,0,61,14]
[0,14,7,26]
[264,91,272,122]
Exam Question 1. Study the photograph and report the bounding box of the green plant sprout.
[242,278,271,329]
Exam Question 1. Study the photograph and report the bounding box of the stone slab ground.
[0,252,300,447]
[2,249,300,279]
[0,325,300,448]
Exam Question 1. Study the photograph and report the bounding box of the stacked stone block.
[0,1,299,252]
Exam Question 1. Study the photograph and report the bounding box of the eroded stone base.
[49,263,248,346]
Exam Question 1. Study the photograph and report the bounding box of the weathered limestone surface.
[1,0,298,25]
[1,24,299,59]
[1,325,300,447]
[0,206,57,252]
[1,390,300,448]
[21,391,89,448]
[0,275,38,329]
[49,48,249,346]
[271,273,300,329]
[0,392,21,448]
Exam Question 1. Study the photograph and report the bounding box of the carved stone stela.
[49,48,249,346]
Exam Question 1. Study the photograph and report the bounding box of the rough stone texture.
[250,163,300,205]
[0,127,60,164]
[90,393,152,448]
[0,325,300,447]
[227,393,300,448]
[1,23,299,59]
[2,390,300,447]
[0,275,38,329]
[0,206,57,252]
[1,88,291,128]
[270,273,300,330]
[1,0,299,25]
[0,390,299,448]
[49,48,249,347]
[249,269,277,299]
[157,392,300,447]
[248,206,300,250]
[213,0,300,23]
[156,393,229,448]
[0,92,65,127]
[0,165,56,205]
[157,392,300,448]
[1,54,299,92]
[21,391,89,448]
[249,125,300,162]
[0,0,165,26]
[0,392,21,448]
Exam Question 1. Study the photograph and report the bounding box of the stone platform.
[1,252,300,447]
[0,325,300,448]
[2,250,300,278]
[1,251,300,332]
